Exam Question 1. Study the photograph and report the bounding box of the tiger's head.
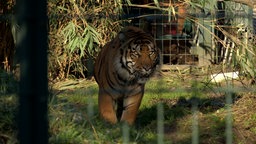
[114,26,160,84]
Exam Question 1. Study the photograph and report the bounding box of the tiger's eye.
[144,40,151,44]
[136,40,141,44]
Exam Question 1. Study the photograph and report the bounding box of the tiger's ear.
[111,32,125,49]
[118,32,125,42]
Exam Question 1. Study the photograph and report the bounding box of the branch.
[225,0,256,8]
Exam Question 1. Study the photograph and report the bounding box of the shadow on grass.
[135,93,241,143]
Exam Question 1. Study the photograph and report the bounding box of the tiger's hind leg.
[120,93,143,125]
[98,90,118,124]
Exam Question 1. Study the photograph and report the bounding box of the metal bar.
[16,0,49,143]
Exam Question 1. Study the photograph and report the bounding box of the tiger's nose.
[143,66,151,71]
[143,66,152,75]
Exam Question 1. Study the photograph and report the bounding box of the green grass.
[47,77,223,143]
[0,94,18,143]
[1,74,256,143]
[47,78,199,143]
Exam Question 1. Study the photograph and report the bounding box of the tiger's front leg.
[98,89,118,124]
[120,93,143,125]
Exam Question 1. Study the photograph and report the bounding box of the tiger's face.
[115,31,160,84]
[124,39,159,83]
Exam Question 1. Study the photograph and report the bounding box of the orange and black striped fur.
[94,26,160,124]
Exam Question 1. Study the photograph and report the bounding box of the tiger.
[94,26,160,125]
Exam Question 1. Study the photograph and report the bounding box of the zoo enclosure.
[123,0,255,70]
[0,0,256,143]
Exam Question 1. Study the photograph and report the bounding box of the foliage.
[186,0,256,81]
[46,0,215,80]
[0,94,18,144]
[0,69,18,94]
[47,0,255,81]
[0,0,15,72]
[234,26,256,80]
[212,1,256,81]
[48,0,124,80]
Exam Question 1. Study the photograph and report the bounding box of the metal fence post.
[16,0,49,143]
